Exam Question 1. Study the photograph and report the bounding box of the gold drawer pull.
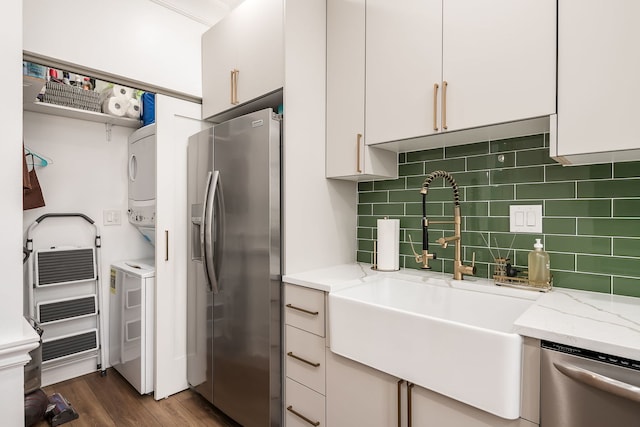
[287,405,320,426]
[286,303,319,316]
[287,352,320,367]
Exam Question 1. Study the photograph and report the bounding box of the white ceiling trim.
[147,0,232,27]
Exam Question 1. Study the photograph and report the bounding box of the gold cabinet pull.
[287,351,320,367]
[407,382,414,427]
[397,379,404,427]
[234,69,239,104]
[442,81,448,130]
[230,70,234,104]
[165,230,169,261]
[356,133,363,173]
[230,69,239,105]
[433,83,439,131]
[286,405,320,426]
[285,303,319,316]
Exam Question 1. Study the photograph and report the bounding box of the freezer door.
[212,108,282,427]
[186,129,215,403]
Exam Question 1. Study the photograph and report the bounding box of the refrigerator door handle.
[203,170,224,294]
[212,170,225,293]
[201,171,215,292]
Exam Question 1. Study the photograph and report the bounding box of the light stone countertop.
[283,263,640,360]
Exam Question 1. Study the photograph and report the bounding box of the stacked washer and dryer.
[109,124,156,394]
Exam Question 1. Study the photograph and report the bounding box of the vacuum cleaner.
[45,393,79,426]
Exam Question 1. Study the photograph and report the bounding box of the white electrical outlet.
[103,209,122,226]
[509,205,542,233]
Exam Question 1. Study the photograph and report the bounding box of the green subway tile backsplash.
[578,218,640,237]
[373,203,404,216]
[545,163,612,182]
[491,166,544,185]
[399,162,424,176]
[545,199,611,218]
[356,133,640,297]
[373,178,406,191]
[613,199,640,217]
[468,152,515,170]
[423,158,466,173]
[516,149,557,167]
[517,182,575,200]
[490,134,545,152]
[578,179,640,198]
[545,235,611,255]
[406,148,443,163]
[577,255,640,277]
[614,161,640,178]
[613,277,640,298]
[613,238,640,257]
[446,141,489,158]
[543,218,577,235]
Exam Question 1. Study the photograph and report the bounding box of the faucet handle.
[436,237,448,249]
[408,234,423,262]
[466,252,477,275]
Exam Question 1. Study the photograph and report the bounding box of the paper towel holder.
[371,217,401,272]
[371,240,400,271]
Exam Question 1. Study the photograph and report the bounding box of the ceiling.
[147,0,245,27]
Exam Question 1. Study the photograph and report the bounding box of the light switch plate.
[103,209,121,226]
[509,205,542,233]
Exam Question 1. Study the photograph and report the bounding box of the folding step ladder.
[25,213,106,376]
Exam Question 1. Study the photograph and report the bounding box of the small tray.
[493,257,552,292]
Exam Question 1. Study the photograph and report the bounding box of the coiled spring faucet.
[409,170,476,280]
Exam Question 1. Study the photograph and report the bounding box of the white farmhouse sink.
[329,274,538,420]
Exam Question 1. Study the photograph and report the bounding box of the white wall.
[283,0,357,274]
[23,0,223,98]
[0,2,38,425]
[23,112,155,384]
[1,0,24,343]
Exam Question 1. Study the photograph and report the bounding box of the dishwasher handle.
[554,361,640,403]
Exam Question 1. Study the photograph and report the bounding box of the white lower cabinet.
[286,377,326,427]
[327,350,538,427]
[284,283,327,426]
[326,350,401,426]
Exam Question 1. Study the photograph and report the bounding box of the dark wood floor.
[33,369,241,427]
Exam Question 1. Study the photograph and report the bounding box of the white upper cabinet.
[442,0,556,132]
[202,0,283,120]
[552,0,640,165]
[365,0,556,146]
[366,0,443,145]
[326,0,397,180]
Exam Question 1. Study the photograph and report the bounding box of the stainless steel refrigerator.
[187,108,281,427]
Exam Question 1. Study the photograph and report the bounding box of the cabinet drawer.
[284,284,325,337]
[285,325,326,395]
[285,377,325,427]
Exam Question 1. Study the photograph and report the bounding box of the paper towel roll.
[102,96,129,117]
[112,84,134,99]
[125,98,141,119]
[100,85,134,103]
[377,218,400,271]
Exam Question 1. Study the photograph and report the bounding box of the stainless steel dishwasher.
[541,340,640,427]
